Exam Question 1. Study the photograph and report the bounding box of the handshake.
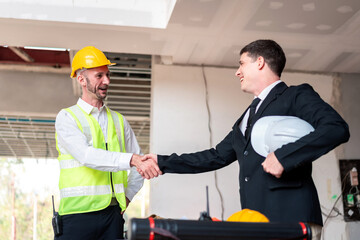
[130,154,162,179]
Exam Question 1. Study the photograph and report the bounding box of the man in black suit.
[141,39,350,239]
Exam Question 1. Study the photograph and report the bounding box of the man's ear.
[257,56,265,70]
[77,74,86,87]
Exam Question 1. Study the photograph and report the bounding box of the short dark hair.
[240,39,286,77]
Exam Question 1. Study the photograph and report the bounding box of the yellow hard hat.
[227,209,269,222]
[70,46,115,78]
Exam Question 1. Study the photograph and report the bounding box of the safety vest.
[56,104,128,215]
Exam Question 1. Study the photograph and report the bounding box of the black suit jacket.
[158,82,350,225]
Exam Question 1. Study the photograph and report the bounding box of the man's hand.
[130,154,162,179]
[261,152,284,178]
[142,153,158,163]
[137,154,160,179]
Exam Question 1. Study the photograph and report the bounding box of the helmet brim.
[70,61,116,78]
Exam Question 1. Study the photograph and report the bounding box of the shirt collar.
[256,80,282,101]
[77,98,107,115]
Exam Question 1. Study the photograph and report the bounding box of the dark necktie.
[244,98,261,140]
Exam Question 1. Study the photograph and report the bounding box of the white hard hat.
[251,116,314,157]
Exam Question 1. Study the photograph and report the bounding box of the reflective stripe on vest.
[56,104,127,215]
[60,184,124,198]
[60,185,112,198]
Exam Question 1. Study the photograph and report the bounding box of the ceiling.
[1,0,360,74]
[1,0,360,158]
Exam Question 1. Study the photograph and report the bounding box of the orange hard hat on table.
[70,46,115,78]
[227,209,269,222]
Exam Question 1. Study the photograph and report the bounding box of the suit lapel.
[244,82,288,146]
[252,82,288,123]
[233,82,288,146]
[233,105,249,145]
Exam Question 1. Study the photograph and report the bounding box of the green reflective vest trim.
[56,104,127,215]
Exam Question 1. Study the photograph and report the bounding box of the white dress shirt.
[55,98,143,200]
[240,80,282,135]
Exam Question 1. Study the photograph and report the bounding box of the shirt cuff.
[118,152,133,170]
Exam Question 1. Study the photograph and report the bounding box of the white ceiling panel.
[1,0,360,73]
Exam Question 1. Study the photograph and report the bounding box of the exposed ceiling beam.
[8,46,34,62]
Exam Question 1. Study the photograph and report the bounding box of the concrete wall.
[150,65,245,220]
[0,70,77,116]
[341,73,360,159]
[339,73,360,240]
[149,64,357,239]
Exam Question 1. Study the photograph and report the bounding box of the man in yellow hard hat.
[54,46,161,239]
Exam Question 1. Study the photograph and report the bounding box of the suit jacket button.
[245,177,250,182]
[244,151,248,156]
